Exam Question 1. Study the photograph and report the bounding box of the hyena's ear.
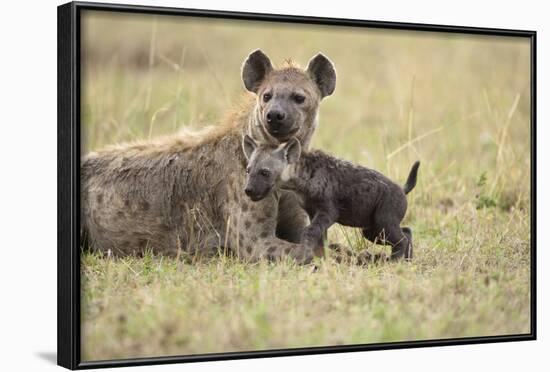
[242,49,273,93]
[283,138,302,164]
[242,134,258,160]
[306,53,336,98]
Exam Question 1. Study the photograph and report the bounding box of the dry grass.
[80,10,532,361]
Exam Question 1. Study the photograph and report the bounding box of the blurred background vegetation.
[80,10,531,361]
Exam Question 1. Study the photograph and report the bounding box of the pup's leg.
[363,193,410,260]
[366,214,410,261]
[301,210,335,257]
[301,224,324,256]
[384,224,410,260]
[362,227,377,242]
[276,190,310,243]
[402,227,413,260]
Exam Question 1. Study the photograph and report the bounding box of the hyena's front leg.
[260,236,316,264]
[227,195,316,264]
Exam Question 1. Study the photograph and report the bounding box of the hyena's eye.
[293,94,305,104]
[260,169,271,178]
[245,167,251,174]
[263,93,272,102]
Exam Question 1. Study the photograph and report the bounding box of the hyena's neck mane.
[86,94,256,159]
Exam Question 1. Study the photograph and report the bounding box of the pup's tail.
[403,161,420,195]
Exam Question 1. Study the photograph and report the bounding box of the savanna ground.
[80,11,532,361]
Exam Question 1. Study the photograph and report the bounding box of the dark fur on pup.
[242,135,420,260]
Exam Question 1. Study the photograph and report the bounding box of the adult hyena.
[81,49,336,263]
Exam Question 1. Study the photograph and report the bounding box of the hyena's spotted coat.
[81,49,337,263]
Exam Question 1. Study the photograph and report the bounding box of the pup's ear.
[242,134,258,160]
[306,53,336,98]
[242,49,273,93]
[283,138,302,164]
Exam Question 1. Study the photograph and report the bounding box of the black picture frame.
[57,1,537,369]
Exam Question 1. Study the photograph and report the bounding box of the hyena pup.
[242,135,420,260]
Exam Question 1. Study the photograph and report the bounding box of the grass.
[80,10,532,361]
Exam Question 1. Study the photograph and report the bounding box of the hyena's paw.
[326,242,357,264]
[356,251,389,266]
[327,242,350,253]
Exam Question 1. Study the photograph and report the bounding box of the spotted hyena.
[242,135,420,260]
[81,49,336,263]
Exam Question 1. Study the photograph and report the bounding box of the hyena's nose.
[267,110,285,124]
[244,187,253,197]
